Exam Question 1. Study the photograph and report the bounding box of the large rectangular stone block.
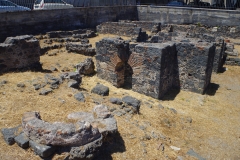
[131,43,177,99]
[175,41,215,94]
[0,35,41,73]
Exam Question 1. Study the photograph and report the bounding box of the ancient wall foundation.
[96,22,148,42]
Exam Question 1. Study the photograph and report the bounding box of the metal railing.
[0,0,136,12]
[139,0,240,10]
[0,0,240,13]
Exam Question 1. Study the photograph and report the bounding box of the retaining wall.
[137,5,240,26]
[0,6,138,42]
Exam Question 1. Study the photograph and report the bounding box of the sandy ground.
[0,34,239,160]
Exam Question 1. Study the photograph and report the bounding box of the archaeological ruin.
[1,5,240,159]
[95,21,229,99]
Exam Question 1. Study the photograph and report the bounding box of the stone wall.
[137,5,240,27]
[119,20,161,33]
[0,35,41,73]
[96,22,148,42]
[0,6,138,42]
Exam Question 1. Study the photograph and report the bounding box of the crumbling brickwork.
[0,35,41,73]
[96,38,131,87]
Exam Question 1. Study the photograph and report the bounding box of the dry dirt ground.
[0,34,239,160]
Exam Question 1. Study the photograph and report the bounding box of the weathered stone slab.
[22,112,101,146]
[68,105,118,136]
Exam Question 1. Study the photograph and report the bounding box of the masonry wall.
[132,43,177,99]
[0,6,138,42]
[137,5,240,26]
[176,42,216,94]
[0,35,41,72]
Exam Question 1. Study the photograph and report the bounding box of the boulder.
[60,72,82,84]
[122,96,141,113]
[109,98,123,105]
[74,92,85,102]
[68,80,79,89]
[76,58,95,75]
[93,105,111,119]
[91,84,109,96]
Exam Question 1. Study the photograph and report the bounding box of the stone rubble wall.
[96,22,148,42]
[0,35,41,73]
[47,29,96,39]
[119,20,161,33]
[225,57,240,66]
[172,24,240,39]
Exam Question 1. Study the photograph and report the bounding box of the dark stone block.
[122,96,140,113]
[91,84,109,96]
[14,133,29,149]
[109,98,123,105]
[1,125,21,145]
[29,140,56,158]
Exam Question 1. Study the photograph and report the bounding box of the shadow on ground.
[161,89,180,101]
[93,132,126,160]
[204,83,219,96]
